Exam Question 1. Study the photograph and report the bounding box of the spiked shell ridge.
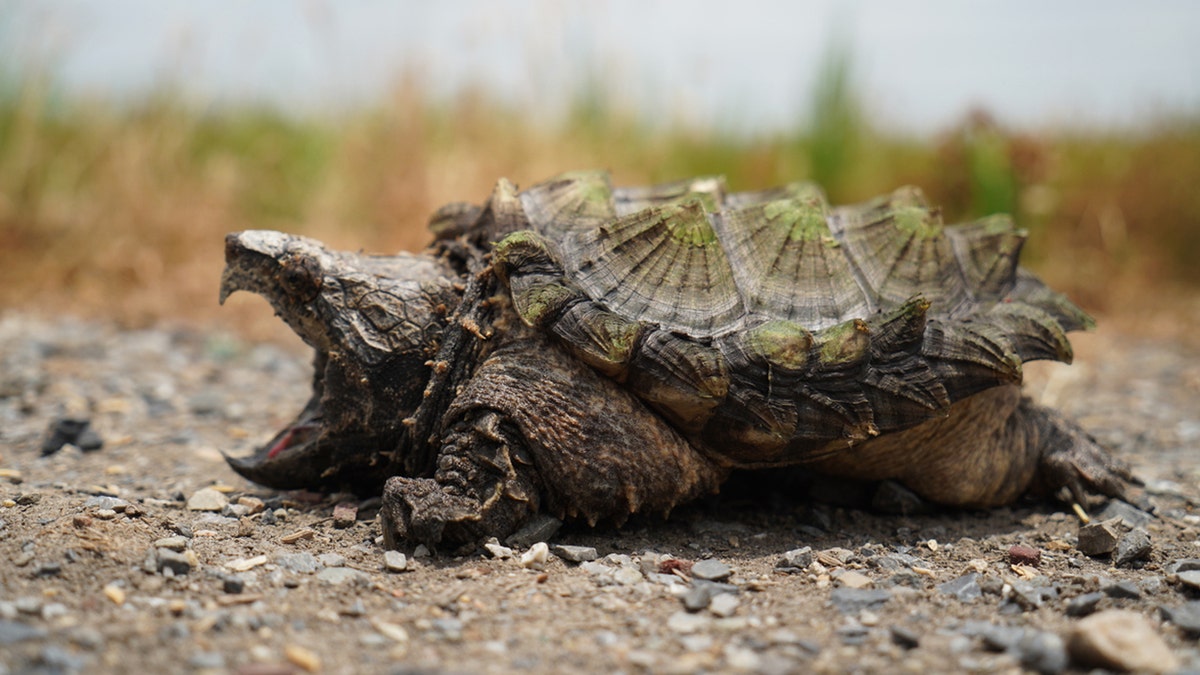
[447,171,1093,467]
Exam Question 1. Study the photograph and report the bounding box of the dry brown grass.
[1,80,1197,345]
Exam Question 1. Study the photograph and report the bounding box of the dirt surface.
[1,312,1199,674]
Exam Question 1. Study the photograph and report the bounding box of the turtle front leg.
[380,331,730,549]
[381,411,541,548]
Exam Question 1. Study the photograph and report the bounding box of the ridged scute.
[479,170,1094,464]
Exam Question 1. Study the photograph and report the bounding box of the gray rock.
[432,617,464,641]
[938,573,982,602]
[153,536,188,552]
[691,558,732,581]
[188,652,226,669]
[830,588,891,614]
[1102,580,1141,599]
[871,480,931,515]
[708,593,739,618]
[1067,609,1180,673]
[504,513,561,549]
[275,552,321,574]
[775,547,813,572]
[0,620,45,645]
[1077,518,1122,557]
[156,549,195,575]
[383,550,408,573]
[683,584,713,612]
[1178,570,1200,592]
[551,545,598,563]
[836,625,870,645]
[1159,602,1200,637]
[890,625,920,649]
[1096,500,1154,529]
[1015,631,1068,675]
[83,496,129,511]
[316,566,367,585]
[317,552,346,568]
[1065,592,1104,617]
[872,552,922,571]
[1113,527,1152,566]
[1009,582,1058,611]
[1166,559,1200,575]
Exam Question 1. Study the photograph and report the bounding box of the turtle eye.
[278,254,323,300]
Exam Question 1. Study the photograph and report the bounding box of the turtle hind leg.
[1023,400,1137,506]
[381,411,541,549]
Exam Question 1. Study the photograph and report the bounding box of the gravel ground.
[1,312,1199,675]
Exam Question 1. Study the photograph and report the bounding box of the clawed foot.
[380,476,484,549]
[1031,404,1139,508]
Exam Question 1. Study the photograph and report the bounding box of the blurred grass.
[1,55,1198,344]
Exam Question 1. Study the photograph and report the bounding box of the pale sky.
[6,0,1199,134]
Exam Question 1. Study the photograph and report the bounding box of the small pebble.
[284,644,322,673]
[683,585,713,612]
[484,542,514,559]
[1009,545,1041,567]
[383,550,408,573]
[223,577,245,594]
[505,514,562,549]
[551,545,598,563]
[153,536,188,552]
[1176,569,1200,592]
[1159,602,1200,637]
[317,553,346,568]
[1103,580,1141,599]
[156,549,196,575]
[520,542,550,569]
[1077,518,1122,557]
[776,547,814,572]
[1113,528,1152,567]
[1065,592,1104,617]
[937,573,982,602]
[830,588,891,614]
[316,567,366,585]
[186,488,229,512]
[691,559,732,581]
[667,611,711,634]
[1067,609,1179,673]
[1096,500,1154,529]
[890,625,920,649]
[708,593,739,618]
[1015,631,1068,675]
[102,584,125,605]
[837,570,873,589]
[332,502,357,528]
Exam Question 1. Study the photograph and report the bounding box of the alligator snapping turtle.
[220,171,1132,547]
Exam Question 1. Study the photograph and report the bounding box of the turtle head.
[220,230,461,491]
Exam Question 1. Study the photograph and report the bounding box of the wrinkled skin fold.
[220,173,1135,548]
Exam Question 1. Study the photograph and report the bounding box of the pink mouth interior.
[266,422,320,459]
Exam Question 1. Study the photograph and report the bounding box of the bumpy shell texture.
[449,171,1094,467]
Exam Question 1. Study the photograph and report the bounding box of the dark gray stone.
[1066,592,1104,617]
[871,480,931,515]
[683,585,713,612]
[830,588,891,614]
[1015,631,1069,675]
[156,549,193,575]
[1166,559,1200,575]
[836,625,870,645]
[890,625,920,649]
[937,573,982,602]
[0,620,45,645]
[871,552,922,572]
[1159,602,1200,637]
[1102,580,1141,599]
[1113,528,1152,567]
[1096,500,1154,529]
[550,545,597,563]
[1009,582,1058,611]
[504,514,562,548]
[775,547,813,572]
